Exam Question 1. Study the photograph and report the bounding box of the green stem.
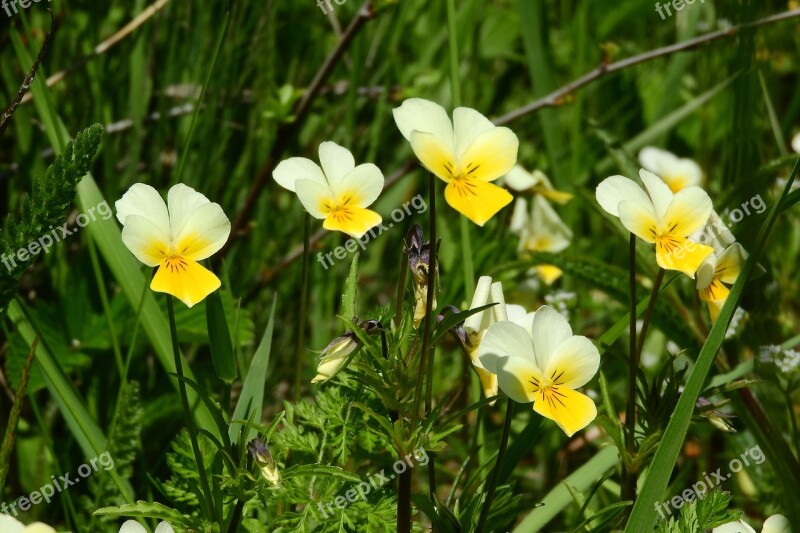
[476,398,514,532]
[623,234,637,504]
[87,237,124,378]
[635,268,666,360]
[293,213,312,402]
[166,296,216,522]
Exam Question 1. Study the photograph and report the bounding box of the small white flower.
[0,515,56,533]
[639,147,703,192]
[119,520,175,533]
[713,514,790,533]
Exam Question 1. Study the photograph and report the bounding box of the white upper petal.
[452,107,496,159]
[712,521,757,533]
[167,183,212,241]
[23,525,57,533]
[490,281,508,322]
[762,514,791,533]
[509,197,529,234]
[506,304,535,334]
[154,522,176,533]
[503,165,542,191]
[464,276,493,333]
[793,133,800,154]
[546,335,600,388]
[115,183,170,230]
[0,515,26,533]
[332,163,384,207]
[671,158,703,188]
[638,146,677,174]
[295,178,333,220]
[596,175,651,217]
[478,321,537,374]
[392,98,455,151]
[493,355,540,404]
[639,169,674,221]
[530,305,573,370]
[272,157,327,192]
[172,202,231,260]
[120,215,171,266]
[318,141,356,186]
[119,521,148,533]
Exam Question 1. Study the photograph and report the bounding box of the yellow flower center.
[321,194,357,223]
[162,254,190,273]
[530,370,568,409]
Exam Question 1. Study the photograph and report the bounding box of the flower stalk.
[475,398,514,532]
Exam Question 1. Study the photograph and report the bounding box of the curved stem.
[636,268,666,360]
[476,398,514,532]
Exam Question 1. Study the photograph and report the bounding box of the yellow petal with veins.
[475,367,499,404]
[707,300,724,322]
[150,256,221,308]
[409,131,457,183]
[533,387,597,437]
[699,278,730,303]
[536,265,563,285]
[444,179,512,226]
[655,236,713,278]
[323,206,382,239]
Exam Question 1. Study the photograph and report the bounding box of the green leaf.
[206,290,236,383]
[625,158,800,531]
[282,464,362,483]
[230,297,277,445]
[93,501,192,528]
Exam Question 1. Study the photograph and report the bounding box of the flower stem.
[166,296,215,522]
[623,234,637,504]
[635,268,666,360]
[476,398,514,532]
[293,212,312,402]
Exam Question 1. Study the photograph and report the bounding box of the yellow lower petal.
[323,207,382,238]
[655,236,713,278]
[150,256,221,308]
[533,387,597,437]
[707,300,725,323]
[536,265,563,285]
[444,179,512,226]
[533,187,573,205]
[475,367,498,403]
[699,279,730,303]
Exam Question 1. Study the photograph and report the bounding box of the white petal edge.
[318,141,356,186]
[639,169,673,221]
[453,106,496,158]
[0,515,26,533]
[119,520,148,533]
[173,202,231,260]
[295,179,334,220]
[154,522,176,533]
[712,521,757,533]
[530,305,572,371]
[392,98,454,151]
[332,163,384,208]
[167,183,211,241]
[478,321,537,372]
[115,183,170,230]
[762,514,791,533]
[595,175,650,217]
[546,335,601,389]
[272,157,326,192]
[120,215,171,267]
[464,275,493,333]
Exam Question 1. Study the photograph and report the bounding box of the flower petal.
[444,179,513,226]
[638,146,676,175]
[762,514,791,533]
[167,184,212,240]
[715,243,746,284]
[475,367,499,400]
[506,304,535,334]
[793,133,800,154]
[173,202,231,261]
[120,215,170,266]
[115,183,170,230]
[509,197,528,234]
[503,165,542,191]
[712,521,757,533]
[0,515,26,533]
[595,175,650,217]
[410,131,458,182]
[656,236,713,277]
[536,265,564,285]
[696,253,718,290]
[323,207,382,238]
[617,199,659,243]
[119,520,149,533]
[639,169,674,221]
[24,525,57,533]
[493,355,541,404]
[272,157,327,192]
[478,321,537,372]
[453,106,496,158]
[530,305,572,370]
[318,141,356,185]
[459,127,519,182]
[295,178,334,219]
[464,275,494,334]
[150,257,221,308]
[533,387,597,437]
[544,335,600,389]
[331,163,384,208]
[661,186,713,238]
[530,196,572,252]
[393,98,454,149]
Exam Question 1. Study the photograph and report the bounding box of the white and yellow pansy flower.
[713,514,791,533]
[478,305,600,437]
[393,98,518,226]
[0,515,56,533]
[273,141,384,238]
[696,242,747,322]
[503,166,573,204]
[639,147,703,193]
[463,276,508,399]
[116,183,231,308]
[510,196,573,285]
[596,169,713,278]
[120,521,175,533]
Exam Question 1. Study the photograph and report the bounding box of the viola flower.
[0,515,56,533]
[273,141,384,238]
[596,169,713,278]
[311,330,360,384]
[392,98,519,226]
[120,521,174,533]
[406,225,439,328]
[115,183,231,308]
[247,438,282,486]
[510,196,573,285]
[639,147,703,193]
[713,514,790,533]
[478,306,600,437]
[503,165,573,204]
[696,241,747,322]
